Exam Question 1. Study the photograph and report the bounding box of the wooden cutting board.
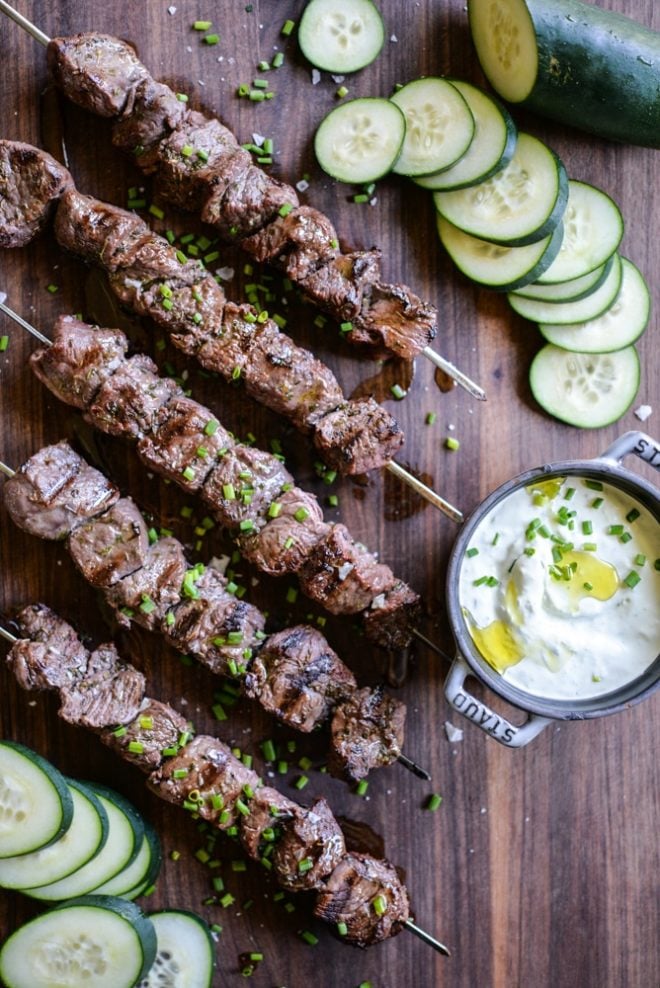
[0,2,658,985]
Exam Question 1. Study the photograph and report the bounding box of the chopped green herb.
[295,775,309,790]
[281,19,295,36]
[356,780,369,797]
[581,520,593,535]
[624,571,641,588]
[372,894,387,916]
[336,85,349,98]
[634,554,646,567]
[390,383,407,400]
[585,479,603,491]
[626,508,641,523]
[193,20,212,30]
[272,51,285,68]
[0,336,8,352]
[426,793,443,812]
[204,33,220,45]
[466,547,479,558]
[445,437,460,451]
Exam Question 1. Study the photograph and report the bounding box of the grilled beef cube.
[300,249,381,324]
[313,398,404,476]
[201,163,298,241]
[0,140,73,248]
[243,325,345,433]
[243,626,356,733]
[163,566,265,677]
[47,33,149,118]
[313,852,410,946]
[153,112,249,212]
[55,189,145,269]
[137,396,232,493]
[241,206,338,281]
[100,698,188,772]
[68,497,150,588]
[148,735,260,830]
[363,582,420,650]
[110,251,225,343]
[238,488,327,576]
[272,798,345,891]
[106,537,188,631]
[4,442,119,541]
[8,604,89,692]
[297,524,396,615]
[190,301,270,376]
[329,687,405,782]
[59,643,145,730]
[112,77,187,161]
[30,317,128,410]
[354,281,436,359]
[86,354,182,440]
[202,446,293,530]
[239,786,297,861]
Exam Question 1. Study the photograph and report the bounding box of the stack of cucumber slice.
[0,741,216,987]
[0,741,160,901]
[314,75,651,429]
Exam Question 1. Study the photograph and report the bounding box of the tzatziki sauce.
[459,475,660,701]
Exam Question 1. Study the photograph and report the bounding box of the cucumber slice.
[415,81,517,191]
[139,911,216,988]
[536,181,624,284]
[298,0,385,73]
[529,344,640,428]
[314,97,406,183]
[94,819,162,899]
[512,255,614,303]
[509,253,622,325]
[0,780,108,890]
[437,214,563,292]
[0,741,74,858]
[0,895,157,988]
[434,132,568,246]
[390,77,475,177]
[539,258,651,354]
[26,784,144,901]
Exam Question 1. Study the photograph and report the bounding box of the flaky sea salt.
[444,722,464,743]
[634,404,652,422]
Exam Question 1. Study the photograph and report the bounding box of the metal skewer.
[0,614,450,957]
[0,0,486,408]
[412,628,454,665]
[0,300,463,523]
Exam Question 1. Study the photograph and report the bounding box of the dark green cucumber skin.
[516,0,660,148]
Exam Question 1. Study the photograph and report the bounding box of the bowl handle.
[444,655,551,748]
[598,431,660,473]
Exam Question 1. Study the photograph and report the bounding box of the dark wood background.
[1,2,658,985]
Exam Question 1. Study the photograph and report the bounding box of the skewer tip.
[397,753,431,782]
[404,918,451,956]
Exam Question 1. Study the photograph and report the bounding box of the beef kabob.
[0,138,462,524]
[0,1,484,401]
[0,605,448,953]
[0,298,424,658]
[0,440,426,784]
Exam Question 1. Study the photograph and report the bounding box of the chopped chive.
[277,760,288,774]
[222,483,236,500]
[583,542,597,552]
[445,437,460,451]
[426,793,443,811]
[182,466,195,482]
[466,547,479,558]
[390,383,406,400]
[258,60,270,71]
[300,931,318,946]
[337,922,348,936]
[239,519,254,532]
[281,19,295,36]
[626,508,641,523]
[249,89,266,101]
[46,283,59,294]
[591,498,604,509]
[339,321,353,334]
[607,525,624,535]
[425,412,437,425]
[583,582,594,592]
[336,85,349,98]
[112,725,128,738]
[253,78,269,90]
[261,739,277,762]
[298,857,313,873]
[294,507,309,522]
[581,520,593,535]
[624,571,641,588]
[286,587,298,604]
[272,51,285,68]
[473,576,489,587]
[295,775,309,790]
[204,33,220,45]
[353,193,369,203]
[0,336,8,352]
[372,894,387,916]
[585,479,603,491]
[634,554,646,567]
[356,780,369,797]
[564,487,576,500]
[620,532,633,544]
[220,893,235,908]
[193,20,212,30]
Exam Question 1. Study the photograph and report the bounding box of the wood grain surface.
[1,2,658,986]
